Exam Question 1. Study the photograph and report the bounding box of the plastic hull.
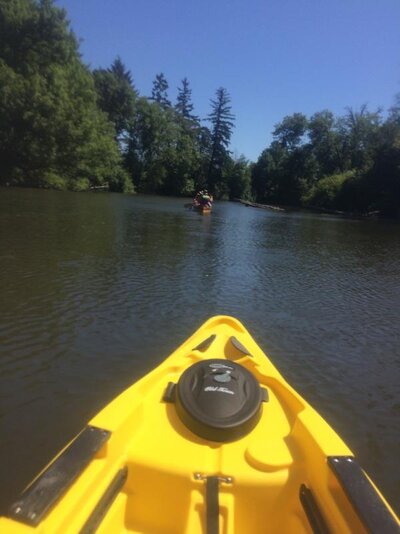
[1,316,398,533]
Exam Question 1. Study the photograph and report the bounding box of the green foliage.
[124,88,235,197]
[125,98,174,193]
[5,0,396,213]
[0,1,246,198]
[302,171,355,209]
[341,105,383,170]
[109,168,133,193]
[252,103,400,216]
[272,113,308,150]
[150,73,171,108]
[0,0,131,192]
[70,177,90,192]
[93,57,137,143]
[226,155,252,200]
[40,171,67,190]
[126,98,191,194]
[360,134,400,217]
[308,110,345,175]
[175,77,198,122]
[207,87,235,195]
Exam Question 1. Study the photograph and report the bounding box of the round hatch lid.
[175,359,264,442]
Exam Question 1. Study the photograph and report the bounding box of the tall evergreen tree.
[175,77,197,121]
[207,87,235,194]
[109,56,135,86]
[150,73,171,108]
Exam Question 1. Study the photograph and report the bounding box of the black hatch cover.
[175,359,265,442]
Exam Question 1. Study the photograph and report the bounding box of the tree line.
[252,104,400,217]
[0,0,239,198]
[1,0,399,216]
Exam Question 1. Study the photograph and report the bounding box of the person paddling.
[193,190,203,207]
[201,190,212,208]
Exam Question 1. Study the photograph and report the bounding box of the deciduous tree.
[0,0,130,191]
[93,57,137,144]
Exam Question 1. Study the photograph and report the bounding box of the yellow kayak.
[1,316,398,533]
[194,204,212,214]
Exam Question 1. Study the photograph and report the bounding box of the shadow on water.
[0,189,399,514]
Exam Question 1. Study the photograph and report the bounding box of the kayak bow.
[1,316,398,533]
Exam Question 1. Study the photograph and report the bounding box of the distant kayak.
[194,203,212,214]
[192,189,213,213]
[185,202,212,213]
[1,316,398,533]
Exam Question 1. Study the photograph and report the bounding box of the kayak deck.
[1,316,398,533]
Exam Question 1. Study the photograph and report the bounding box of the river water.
[0,188,399,514]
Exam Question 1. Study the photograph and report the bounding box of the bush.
[40,172,67,190]
[70,178,90,192]
[302,171,356,209]
[109,169,135,193]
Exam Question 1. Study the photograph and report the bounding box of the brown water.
[0,188,399,514]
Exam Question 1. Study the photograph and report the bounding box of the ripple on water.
[0,192,399,513]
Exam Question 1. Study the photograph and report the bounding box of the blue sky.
[57,0,400,162]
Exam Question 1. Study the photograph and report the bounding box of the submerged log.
[236,199,285,211]
[89,184,109,191]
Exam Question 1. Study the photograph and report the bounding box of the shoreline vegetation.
[0,0,399,218]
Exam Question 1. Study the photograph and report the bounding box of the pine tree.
[175,77,197,121]
[150,73,171,108]
[109,56,135,87]
[207,87,235,194]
